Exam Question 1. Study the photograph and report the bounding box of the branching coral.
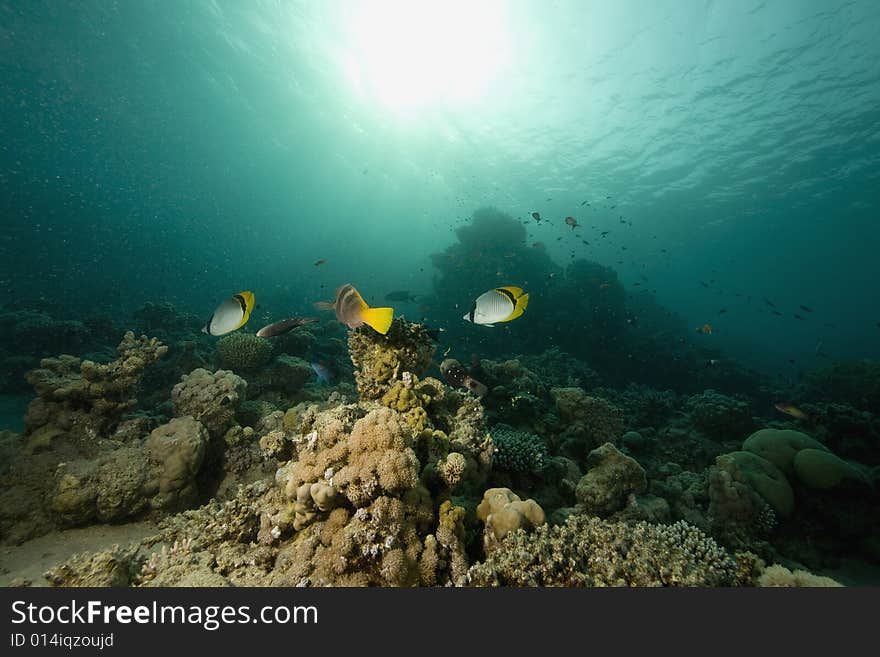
[489,424,548,473]
[467,516,737,587]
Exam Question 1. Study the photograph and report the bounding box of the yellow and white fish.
[315,283,394,335]
[463,286,529,326]
[202,291,255,336]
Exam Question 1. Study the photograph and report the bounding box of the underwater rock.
[171,368,246,438]
[476,487,546,552]
[575,442,647,517]
[467,516,736,587]
[44,544,139,587]
[348,318,436,401]
[216,333,273,372]
[49,416,208,526]
[143,416,208,510]
[23,331,167,442]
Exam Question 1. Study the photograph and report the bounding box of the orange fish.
[774,403,808,420]
[696,323,712,335]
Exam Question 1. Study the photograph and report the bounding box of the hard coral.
[575,442,647,517]
[348,318,436,401]
[476,487,546,551]
[171,368,246,438]
[468,516,736,587]
[24,331,167,441]
[216,333,273,372]
[685,389,755,440]
[489,424,548,473]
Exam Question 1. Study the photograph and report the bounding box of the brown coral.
[468,515,736,587]
[24,331,167,441]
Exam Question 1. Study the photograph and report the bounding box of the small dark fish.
[256,317,318,338]
[600,231,610,237]
[565,216,579,230]
[799,305,813,313]
[531,212,541,222]
[385,290,419,303]
[772,310,783,316]
[794,314,805,320]
[580,200,588,206]
[763,298,776,308]
[700,281,709,288]
[314,259,326,267]
[718,309,727,314]
[581,239,590,246]
[545,197,552,201]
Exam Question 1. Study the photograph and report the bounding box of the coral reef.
[575,442,647,517]
[685,389,756,440]
[552,387,624,459]
[489,424,548,473]
[475,487,546,551]
[50,416,208,526]
[216,333,273,372]
[23,331,167,442]
[467,516,737,586]
[348,318,436,401]
[171,368,246,438]
[757,564,843,587]
[44,544,139,587]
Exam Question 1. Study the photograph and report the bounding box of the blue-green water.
[3,0,878,374]
[1,1,879,586]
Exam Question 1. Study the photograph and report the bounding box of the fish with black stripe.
[462,286,530,326]
[202,291,256,336]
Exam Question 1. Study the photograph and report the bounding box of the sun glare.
[342,0,510,112]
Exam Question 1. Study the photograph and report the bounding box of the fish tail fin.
[505,292,530,321]
[314,301,335,311]
[361,306,394,334]
[236,291,256,328]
